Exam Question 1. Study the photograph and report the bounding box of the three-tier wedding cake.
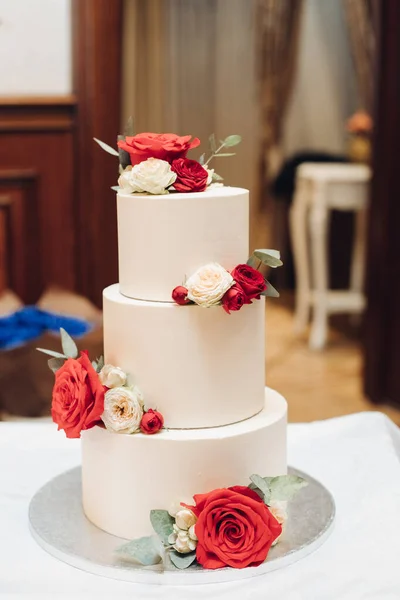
[81,184,288,540]
[39,129,306,572]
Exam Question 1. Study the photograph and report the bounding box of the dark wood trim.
[364,0,400,406]
[0,96,76,132]
[72,0,123,306]
[0,170,42,303]
[0,95,77,106]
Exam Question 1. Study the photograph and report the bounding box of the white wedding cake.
[81,185,287,540]
[39,131,301,571]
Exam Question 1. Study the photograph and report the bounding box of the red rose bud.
[172,286,191,305]
[171,158,208,192]
[231,264,266,300]
[222,284,246,314]
[140,409,164,434]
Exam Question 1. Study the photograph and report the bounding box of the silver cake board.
[29,466,335,586]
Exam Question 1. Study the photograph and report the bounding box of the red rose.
[221,284,246,314]
[172,286,191,305]
[188,486,281,569]
[231,264,266,300]
[51,352,105,439]
[140,409,164,434]
[171,158,208,192]
[117,133,200,167]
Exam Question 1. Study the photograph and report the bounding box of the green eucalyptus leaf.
[37,348,67,359]
[116,536,162,566]
[209,133,217,153]
[60,328,78,359]
[124,115,135,137]
[150,510,174,545]
[253,249,283,268]
[215,153,236,158]
[48,357,65,373]
[212,172,224,182]
[269,475,308,502]
[96,355,104,372]
[93,137,119,156]
[246,254,259,268]
[249,474,272,505]
[169,550,197,570]
[223,134,242,147]
[118,134,131,169]
[111,185,122,191]
[199,153,206,166]
[261,280,280,298]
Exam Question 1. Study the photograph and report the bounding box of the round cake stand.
[29,466,335,586]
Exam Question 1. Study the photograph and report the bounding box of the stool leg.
[350,207,367,294]
[290,180,310,333]
[309,192,329,350]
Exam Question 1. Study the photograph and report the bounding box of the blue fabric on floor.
[0,306,92,350]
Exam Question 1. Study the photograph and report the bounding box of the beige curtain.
[122,0,271,249]
[341,0,376,113]
[256,0,303,184]
[122,0,168,132]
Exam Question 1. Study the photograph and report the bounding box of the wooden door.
[364,0,400,406]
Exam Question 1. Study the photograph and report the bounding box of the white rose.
[186,262,234,307]
[99,364,127,388]
[118,158,176,195]
[270,500,288,546]
[118,165,135,192]
[175,508,197,531]
[205,167,214,186]
[101,386,143,434]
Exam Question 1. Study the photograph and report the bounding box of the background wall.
[283,0,358,156]
[0,0,71,96]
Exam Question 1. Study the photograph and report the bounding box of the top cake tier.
[117,187,249,302]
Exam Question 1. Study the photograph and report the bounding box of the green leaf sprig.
[249,474,308,505]
[203,134,242,167]
[37,328,104,374]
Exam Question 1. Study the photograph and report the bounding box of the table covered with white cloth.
[1,412,400,600]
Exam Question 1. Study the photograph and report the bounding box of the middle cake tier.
[103,284,266,429]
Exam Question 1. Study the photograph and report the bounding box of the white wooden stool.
[289,163,371,349]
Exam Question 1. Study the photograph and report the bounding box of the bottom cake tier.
[81,388,287,540]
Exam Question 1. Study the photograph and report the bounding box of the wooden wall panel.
[0,98,76,304]
[72,0,123,306]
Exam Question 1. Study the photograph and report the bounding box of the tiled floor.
[266,297,400,425]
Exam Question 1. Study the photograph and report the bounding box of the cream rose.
[101,386,144,434]
[118,158,176,195]
[175,508,197,531]
[98,364,127,388]
[270,500,288,546]
[185,263,234,307]
[168,520,198,554]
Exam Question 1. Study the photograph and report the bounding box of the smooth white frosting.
[103,284,265,429]
[117,187,249,302]
[82,388,287,540]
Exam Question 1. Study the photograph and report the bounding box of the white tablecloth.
[1,412,400,600]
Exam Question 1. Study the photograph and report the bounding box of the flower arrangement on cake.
[116,473,307,570]
[37,328,163,439]
[172,249,283,310]
[94,118,241,194]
